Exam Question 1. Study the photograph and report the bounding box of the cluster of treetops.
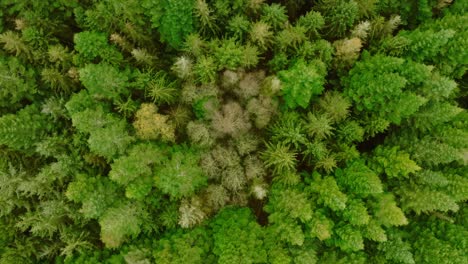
[0,0,466,263]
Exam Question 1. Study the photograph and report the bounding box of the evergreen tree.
[0,104,51,151]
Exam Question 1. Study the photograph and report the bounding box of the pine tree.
[261,142,297,176]
[0,104,51,151]
[314,0,359,38]
[0,56,37,110]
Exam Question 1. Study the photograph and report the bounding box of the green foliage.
[99,202,143,248]
[267,185,313,223]
[409,219,468,264]
[74,31,122,65]
[377,231,415,264]
[0,31,30,58]
[264,183,313,246]
[344,53,429,124]
[187,121,214,147]
[305,112,334,139]
[133,103,176,142]
[109,143,163,200]
[211,207,267,264]
[142,0,164,29]
[408,102,462,131]
[147,0,195,49]
[401,29,455,62]
[308,211,334,241]
[69,105,134,160]
[377,0,448,27]
[227,15,250,41]
[249,21,273,50]
[397,14,468,78]
[79,63,130,101]
[370,146,421,179]
[153,228,213,264]
[278,60,326,109]
[69,106,114,134]
[66,174,119,219]
[342,199,369,226]
[41,67,74,94]
[65,90,96,116]
[154,146,207,200]
[268,111,308,149]
[297,11,325,38]
[310,173,347,212]
[87,120,135,159]
[336,120,364,143]
[194,56,218,84]
[213,38,245,70]
[0,104,51,151]
[318,91,351,123]
[392,123,467,167]
[261,142,297,175]
[334,224,364,252]
[335,159,383,197]
[261,4,288,30]
[0,56,37,110]
[315,0,359,38]
[373,194,408,227]
[399,187,459,214]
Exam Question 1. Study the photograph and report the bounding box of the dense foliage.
[0,0,466,263]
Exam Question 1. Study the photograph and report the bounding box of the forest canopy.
[0,0,467,263]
